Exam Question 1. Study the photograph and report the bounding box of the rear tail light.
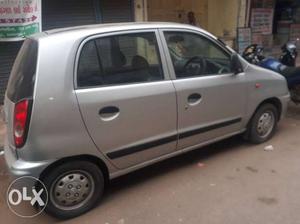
[13,99,32,148]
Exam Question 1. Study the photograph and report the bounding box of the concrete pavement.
[1,104,300,224]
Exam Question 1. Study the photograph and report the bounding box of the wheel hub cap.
[51,171,94,210]
[257,111,275,138]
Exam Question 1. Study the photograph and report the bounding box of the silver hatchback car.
[4,22,290,218]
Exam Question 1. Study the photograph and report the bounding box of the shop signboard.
[251,8,274,35]
[252,33,263,45]
[237,27,251,54]
[0,0,42,41]
[252,0,275,8]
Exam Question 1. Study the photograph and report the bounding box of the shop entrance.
[249,0,300,59]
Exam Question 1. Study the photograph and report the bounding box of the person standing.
[187,11,200,27]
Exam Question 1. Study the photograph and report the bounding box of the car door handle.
[99,106,120,121]
[187,93,202,105]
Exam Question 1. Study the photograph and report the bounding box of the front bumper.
[4,144,53,179]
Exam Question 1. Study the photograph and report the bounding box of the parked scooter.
[280,42,298,67]
[242,44,300,103]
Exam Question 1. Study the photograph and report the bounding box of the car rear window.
[6,39,38,103]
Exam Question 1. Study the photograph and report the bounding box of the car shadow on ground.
[100,110,292,206]
[103,134,248,203]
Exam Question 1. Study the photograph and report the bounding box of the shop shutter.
[42,0,98,31]
[0,0,134,104]
[101,0,133,23]
[0,42,23,103]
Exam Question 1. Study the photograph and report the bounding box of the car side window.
[164,31,232,79]
[77,32,164,88]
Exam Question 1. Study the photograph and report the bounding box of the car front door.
[161,30,247,150]
[75,30,178,169]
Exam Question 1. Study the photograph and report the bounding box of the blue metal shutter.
[101,0,134,23]
[0,42,23,103]
[42,0,98,30]
[0,0,134,104]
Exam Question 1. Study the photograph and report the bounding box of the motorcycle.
[242,44,300,104]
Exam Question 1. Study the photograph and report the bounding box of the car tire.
[41,161,104,219]
[246,103,279,144]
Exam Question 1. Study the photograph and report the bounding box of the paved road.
[1,105,300,224]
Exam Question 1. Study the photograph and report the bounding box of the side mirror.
[231,53,244,74]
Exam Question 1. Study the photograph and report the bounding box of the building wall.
[147,0,241,40]
[147,0,208,29]
[207,0,239,38]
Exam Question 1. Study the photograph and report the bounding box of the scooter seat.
[280,66,300,87]
[280,66,300,78]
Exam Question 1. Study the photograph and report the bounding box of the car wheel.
[41,161,104,219]
[247,103,278,144]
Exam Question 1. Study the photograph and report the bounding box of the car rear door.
[160,29,247,150]
[75,30,178,169]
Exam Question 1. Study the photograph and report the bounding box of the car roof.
[31,22,217,41]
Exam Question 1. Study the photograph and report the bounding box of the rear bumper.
[4,144,53,179]
[279,93,291,120]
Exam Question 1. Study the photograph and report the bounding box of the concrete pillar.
[134,0,148,22]
[207,0,240,38]
[237,0,249,28]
